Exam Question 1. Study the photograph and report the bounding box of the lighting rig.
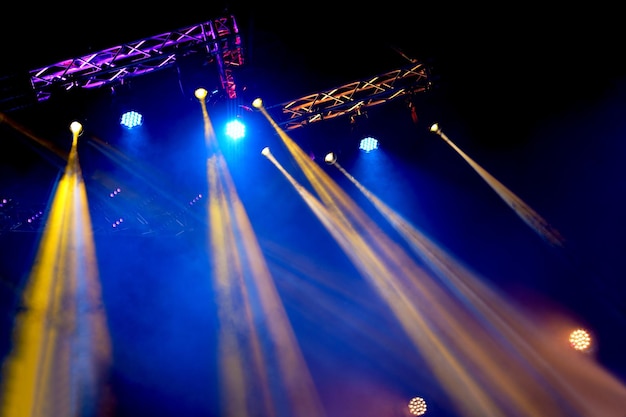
[265,62,431,131]
[0,14,432,236]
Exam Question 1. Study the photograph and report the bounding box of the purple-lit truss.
[266,62,431,130]
[3,22,433,236]
[28,15,244,102]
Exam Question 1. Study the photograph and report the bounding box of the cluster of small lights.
[120,111,143,129]
[359,136,379,152]
[189,194,203,206]
[225,119,245,140]
[27,211,44,223]
[408,397,427,416]
[111,218,124,228]
[0,197,10,207]
[569,328,592,352]
[109,187,122,198]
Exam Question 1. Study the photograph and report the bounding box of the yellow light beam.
[333,159,626,417]
[199,97,325,417]
[430,123,566,248]
[0,126,112,417]
[261,138,507,415]
[0,112,68,164]
[262,146,509,416]
[257,103,626,416]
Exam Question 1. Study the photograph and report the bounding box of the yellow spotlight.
[261,146,271,156]
[70,121,83,135]
[429,122,441,134]
[252,98,263,109]
[408,396,427,416]
[568,328,593,352]
[324,152,337,165]
[195,88,208,101]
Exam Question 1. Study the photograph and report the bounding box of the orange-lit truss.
[266,62,431,130]
[1,15,433,236]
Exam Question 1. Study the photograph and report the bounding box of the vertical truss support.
[210,16,244,99]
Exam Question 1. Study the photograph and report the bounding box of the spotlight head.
[261,146,271,156]
[195,88,208,101]
[324,152,337,165]
[252,98,263,109]
[429,123,441,134]
[70,121,83,135]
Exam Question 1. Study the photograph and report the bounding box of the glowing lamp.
[195,88,208,101]
[120,110,143,129]
[569,328,592,352]
[252,98,263,109]
[359,136,378,152]
[70,121,83,135]
[324,152,337,165]
[408,397,427,416]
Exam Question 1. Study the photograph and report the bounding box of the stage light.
[70,120,83,146]
[70,121,83,135]
[261,147,271,156]
[408,397,427,416]
[120,110,143,129]
[111,82,144,129]
[252,97,263,109]
[359,136,378,152]
[26,210,44,225]
[111,217,125,229]
[569,328,593,352]
[324,152,337,165]
[195,87,208,101]
[108,187,122,198]
[188,193,203,206]
[225,118,246,140]
[350,108,379,152]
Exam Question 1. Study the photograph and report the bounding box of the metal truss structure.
[266,61,432,130]
[1,15,433,236]
[28,15,244,103]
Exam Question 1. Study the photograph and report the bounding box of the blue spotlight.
[225,118,246,140]
[359,136,379,152]
[120,110,143,129]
